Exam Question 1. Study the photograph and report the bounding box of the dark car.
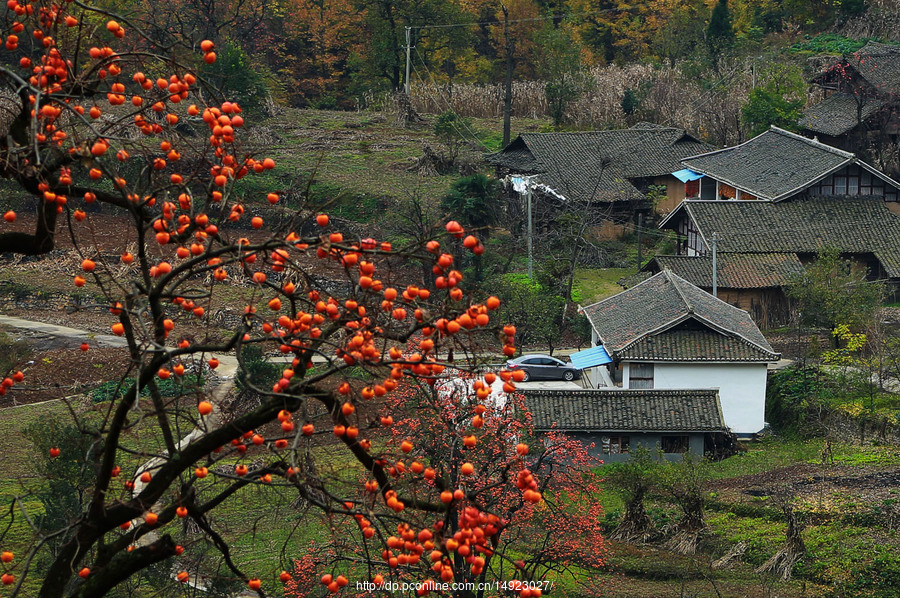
[506,354,581,382]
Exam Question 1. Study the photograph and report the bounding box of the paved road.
[0,314,129,348]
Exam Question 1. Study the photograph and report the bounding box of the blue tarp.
[569,346,613,369]
[672,168,704,183]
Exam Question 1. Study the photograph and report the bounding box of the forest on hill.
[66,0,900,148]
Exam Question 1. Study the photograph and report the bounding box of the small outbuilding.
[522,388,730,463]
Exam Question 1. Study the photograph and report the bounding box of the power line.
[412,7,621,31]
[411,47,492,151]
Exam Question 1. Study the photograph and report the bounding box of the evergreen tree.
[706,0,734,59]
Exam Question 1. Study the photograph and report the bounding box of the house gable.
[581,270,778,361]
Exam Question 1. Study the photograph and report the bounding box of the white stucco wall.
[623,361,767,436]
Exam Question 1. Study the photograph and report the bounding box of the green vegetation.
[89,373,204,403]
[573,267,633,304]
[790,34,876,56]
[595,436,900,597]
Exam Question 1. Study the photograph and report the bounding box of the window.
[629,363,654,389]
[601,436,630,455]
[661,435,690,454]
[834,175,847,195]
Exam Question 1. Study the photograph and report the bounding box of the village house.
[521,388,729,463]
[486,123,713,229]
[798,42,900,161]
[673,126,900,206]
[579,270,780,437]
[648,126,900,326]
[654,197,900,326]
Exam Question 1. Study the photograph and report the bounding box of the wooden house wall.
[652,175,687,215]
[676,216,706,256]
[712,288,792,329]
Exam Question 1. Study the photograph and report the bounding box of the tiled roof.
[662,196,900,277]
[581,270,777,359]
[618,329,776,361]
[799,92,884,137]
[485,124,712,203]
[647,253,805,289]
[618,271,653,289]
[522,388,726,432]
[681,127,855,201]
[849,42,900,95]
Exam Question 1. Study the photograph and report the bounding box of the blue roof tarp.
[569,346,613,369]
[672,168,704,183]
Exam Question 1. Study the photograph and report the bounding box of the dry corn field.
[401,62,752,145]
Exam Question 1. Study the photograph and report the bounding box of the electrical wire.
[412,7,626,31]
[411,47,493,151]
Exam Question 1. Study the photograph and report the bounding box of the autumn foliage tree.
[0,2,601,597]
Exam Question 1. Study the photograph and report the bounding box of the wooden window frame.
[601,436,631,455]
[629,362,654,389]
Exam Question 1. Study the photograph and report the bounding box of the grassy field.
[248,108,546,209]
[572,267,634,305]
[594,437,900,597]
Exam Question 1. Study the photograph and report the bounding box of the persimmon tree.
[0,2,600,597]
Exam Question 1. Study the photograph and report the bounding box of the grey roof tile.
[799,92,884,137]
[486,124,712,203]
[581,270,777,359]
[647,253,805,289]
[848,42,900,94]
[681,127,854,201]
[522,388,726,432]
[666,196,900,277]
[619,329,776,361]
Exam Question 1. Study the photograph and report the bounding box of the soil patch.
[0,344,133,406]
[710,462,900,508]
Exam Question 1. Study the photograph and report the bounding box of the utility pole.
[501,3,512,148]
[636,212,643,271]
[404,27,413,97]
[711,232,719,298]
[526,179,533,279]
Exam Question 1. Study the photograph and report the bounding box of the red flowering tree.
[0,2,603,598]
[283,373,606,598]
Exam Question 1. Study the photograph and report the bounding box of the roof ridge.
[767,125,856,159]
[523,388,719,396]
[521,127,688,139]
[678,130,766,162]
[662,270,695,314]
